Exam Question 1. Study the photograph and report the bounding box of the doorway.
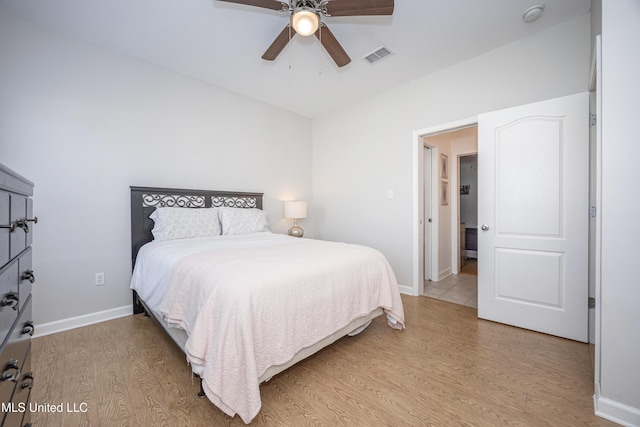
[459,153,478,275]
[420,128,478,307]
[412,117,478,298]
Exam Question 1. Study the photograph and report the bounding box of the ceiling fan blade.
[262,25,294,61]
[315,24,351,67]
[324,0,394,16]
[217,0,288,12]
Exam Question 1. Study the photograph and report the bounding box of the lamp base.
[288,225,304,238]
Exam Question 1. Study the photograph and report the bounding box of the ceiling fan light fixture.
[291,8,319,36]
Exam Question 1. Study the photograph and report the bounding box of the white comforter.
[130,232,405,423]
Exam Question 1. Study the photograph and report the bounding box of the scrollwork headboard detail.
[130,186,263,314]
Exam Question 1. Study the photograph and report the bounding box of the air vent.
[363,46,393,65]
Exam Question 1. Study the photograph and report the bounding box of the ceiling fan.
[217,0,394,67]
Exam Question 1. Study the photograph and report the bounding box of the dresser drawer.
[0,261,19,342]
[0,296,31,413]
[2,295,32,360]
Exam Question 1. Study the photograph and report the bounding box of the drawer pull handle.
[1,360,20,382]
[15,219,30,233]
[0,221,16,232]
[21,270,35,284]
[22,321,35,336]
[15,217,36,233]
[21,372,34,390]
[1,292,19,310]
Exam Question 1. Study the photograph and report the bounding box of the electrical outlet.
[95,272,105,286]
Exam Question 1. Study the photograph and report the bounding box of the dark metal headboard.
[130,186,263,314]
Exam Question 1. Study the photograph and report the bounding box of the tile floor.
[423,259,478,308]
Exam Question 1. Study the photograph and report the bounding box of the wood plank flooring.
[31,295,616,426]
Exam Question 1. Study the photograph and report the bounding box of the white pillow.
[150,207,221,241]
[218,207,269,235]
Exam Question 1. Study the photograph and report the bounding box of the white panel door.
[478,92,589,342]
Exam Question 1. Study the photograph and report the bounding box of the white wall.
[0,13,313,326]
[596,1,640,424]
[312,14,591,287]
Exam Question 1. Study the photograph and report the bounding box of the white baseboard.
[438,268,452,281]
[465,250,478,259]
[397,283,413,295]
[34,305,132,338]
[594,383,640,427]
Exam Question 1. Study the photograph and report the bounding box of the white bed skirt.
[146,305,384,383]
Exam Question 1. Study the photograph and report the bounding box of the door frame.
[590,34,603,407]
[412,116,477,296]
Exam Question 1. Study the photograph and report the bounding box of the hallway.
[423,259,477,308]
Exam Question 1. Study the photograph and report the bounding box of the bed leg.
[132,290,151,316]
[132,290,146,315]
[197,376,206,398]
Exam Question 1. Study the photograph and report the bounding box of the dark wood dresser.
[0,164,35,427]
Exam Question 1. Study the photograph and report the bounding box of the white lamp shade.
[291,9,319,37]
[284,201,307,219]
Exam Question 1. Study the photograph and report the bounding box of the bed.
[129,186,405,423]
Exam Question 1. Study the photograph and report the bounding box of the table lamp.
[284,201,307,237]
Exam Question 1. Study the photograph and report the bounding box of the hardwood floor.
[31,295,616,426]
[460,258,477,276]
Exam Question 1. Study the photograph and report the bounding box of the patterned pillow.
[218,207,269,235]
[150,207,221,241]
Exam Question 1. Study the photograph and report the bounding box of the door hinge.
[588,297,596,309]
[589,206,597,218]
[590,113,597,126]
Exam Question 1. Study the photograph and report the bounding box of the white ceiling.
[0,0,591,118]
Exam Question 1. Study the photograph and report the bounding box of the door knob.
[481,224,490,231]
